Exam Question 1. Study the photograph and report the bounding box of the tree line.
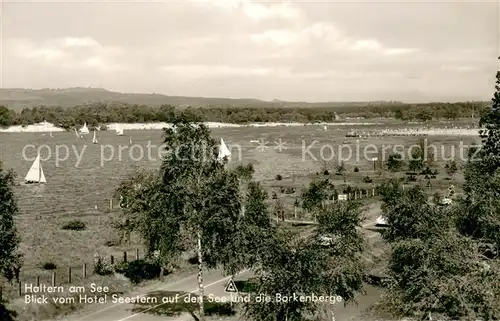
[0,101,489,129]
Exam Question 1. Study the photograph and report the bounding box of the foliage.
[378,177,500,320]
[61,220,86,231]
[301,179,336,212]
[113,118,271,320]
[459,58,500,255]
[386,153,405,172]
[455,174,500,255]
[273,199,285,221]
[221,182,277,275]
[0,101,489,128]
[445,160,458,176]
[408,148,424,173]
[233,163,255,181]
[336,162,346,175]
[42,262,57,270]
[314,201,366,256]
[0,161,22,282]
[93,253,114,276]
[115,260,161,284]
[417,137,435,167]
[362,176,373,183]
[378,181,452,243]
[0,106,13,127]
[113,168,160,245]
[383,232,500,320]
[244,207,366,321]
[275,174,283,181]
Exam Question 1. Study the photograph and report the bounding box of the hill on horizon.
[0,87,405,111]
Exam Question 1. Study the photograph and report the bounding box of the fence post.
[51,272,56,287]
[18,282,21,297]
[123,251,127,263]
[135,249,139,260]
[36,276,40,287]
[110,255,114,265]
[68,267,72,283]
[83,263,87,279]
[372,189,375,197]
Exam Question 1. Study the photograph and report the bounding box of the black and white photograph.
[0,0,499,320]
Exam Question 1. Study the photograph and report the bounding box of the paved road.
[52,202,382,321]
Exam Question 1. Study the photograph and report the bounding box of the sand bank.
[0,121,382,133]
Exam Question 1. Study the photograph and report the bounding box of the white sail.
[116,126,124,136]
[49,132,53,137]
[129,137,132,145]
[375,215,388,226]
[80,122,90,134]
[324,125,327,131]
[74,128,81,138]
[218,138,231,161]
[24,154,46,183]
[92,131,98,144]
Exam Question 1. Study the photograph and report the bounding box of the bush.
[279,186,285,193]
[62,220,86,231]
[42,262,57,270]
[285,187,295,194]
[362,176,373,183]
[420,167,433,175]
[271,191,278,199]
[93,253,113,276]
[387,153,405,172]
[354,167,359,172]
[323,169,329,175]
[115,260,161,284]
[407,175,417,182]
[99,124,108,131]
[104,240,118,247]
[275,174,283,180]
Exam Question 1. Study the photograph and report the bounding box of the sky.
[1,0,499,102]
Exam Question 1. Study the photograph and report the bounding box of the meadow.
[0,121,481,320]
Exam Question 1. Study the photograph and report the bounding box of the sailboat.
[217,138,231,161]
[92,131,98,144]
[116,125,124,136]
[24,154,46,184]
[49,132,53,137]
[129,137,132,145]
[324,125,327,131]
[80,122,90,135]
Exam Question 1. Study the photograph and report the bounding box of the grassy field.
[0,122,479,319]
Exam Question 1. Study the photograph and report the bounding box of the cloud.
[161,65,273,77]
[242,2,302,20]
[5,37,123,71]
[2,1,496,101]
[251,22,418,57]
[205,0,302,20]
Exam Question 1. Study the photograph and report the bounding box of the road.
[52,202,382,321]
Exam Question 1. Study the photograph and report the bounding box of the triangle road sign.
[224,278,238,293]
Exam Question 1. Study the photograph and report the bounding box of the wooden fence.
[0,248,142,300]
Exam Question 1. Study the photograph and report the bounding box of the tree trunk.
[197,230,205,321]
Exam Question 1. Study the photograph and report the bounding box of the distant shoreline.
[0,121,383,133]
